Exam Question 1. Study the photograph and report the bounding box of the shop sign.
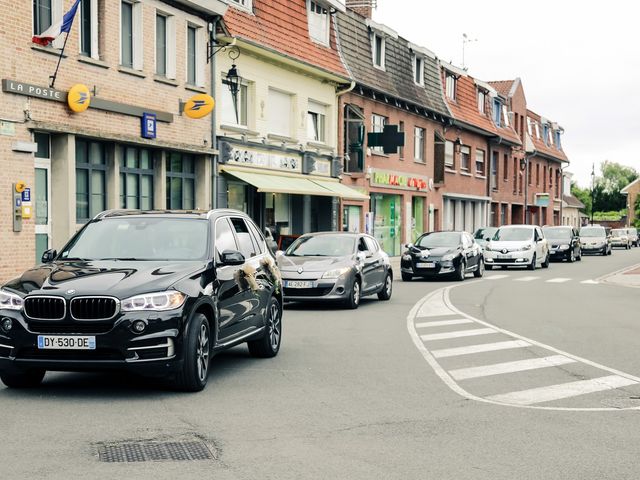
[0,120,15,136]
[67,84,91,113]
[535,193,550,207]
[141,113,157,139]
[370,169,429,191]
[2,79,63,101]
[183,94,215,119]
[227,146,301,173]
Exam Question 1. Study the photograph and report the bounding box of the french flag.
[32,0,81,47]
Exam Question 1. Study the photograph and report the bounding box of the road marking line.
[485,375,638,406]
[449,355,576,381]
[431,340,531,359]
[515,276,539,282]
[546,278,571,283]
[416,292,456,317]
[581,280,599,285]
[421,328,496,342]
[485,275,510,280]
[415,319,474,328]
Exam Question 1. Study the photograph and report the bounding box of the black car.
[401,231,484,281]
[542,226,582,262]
[0,209,283,391]
[277,232,393,309]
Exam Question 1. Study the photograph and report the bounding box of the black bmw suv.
[0,210,283,391]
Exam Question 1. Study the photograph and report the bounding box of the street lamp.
[225,48,241,124]
[590,165,596,225]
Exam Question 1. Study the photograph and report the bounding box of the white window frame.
[502,105,510,127]
[186,22,206,87]
[414,127,425,163]
[307,0,330,46]
[307,100,327,143]
[268,88,294,138]
[475,149,485,176]
[460,145,470,171]
[228,0,253,12]
[155,10,176,79]
[413,55,424,86]
[444,140,454,168]
[371,32,386,70]
[477,90,486,114]
[120,0,143,70]
[78,0,99,59]
[445,73,456,100]
[33,0,63,37]
[370,114,387,154]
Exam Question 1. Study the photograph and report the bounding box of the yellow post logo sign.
[183,94,215,119]
[67,84,91,113]
[15,181,26,193]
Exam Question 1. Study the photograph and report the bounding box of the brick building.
[0,0,228,282]
[213,0,363,246]
[335,4,450,255]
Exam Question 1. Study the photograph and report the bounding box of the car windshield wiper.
[60,257,91,261]
[98,257,150,261]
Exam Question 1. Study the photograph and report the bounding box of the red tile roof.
[224,1,350,79]
[489,80,515,98]
[526,109,569,162]
[442,70,521,145]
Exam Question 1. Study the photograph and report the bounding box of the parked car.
[611,228,631,249]
[542,226,582,262]
[484,225,550,270]
[473,227,498,249]
[579,225,612,256]
[0,209,283,391]
[277,232,392,309]
[400,231,484,281]
[626,227,639,247]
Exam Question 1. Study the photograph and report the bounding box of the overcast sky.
[370,0,640,188]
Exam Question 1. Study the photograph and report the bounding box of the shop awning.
[221,166,335,197]
[311,179,369,201]
[221,166,369,200]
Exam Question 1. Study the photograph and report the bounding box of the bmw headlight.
[121,290,186,312]
[441,253,456,262]
[0,289,23,311]
[559,244,570,250]
[322,267,351,279]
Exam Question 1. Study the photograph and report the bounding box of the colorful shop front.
[217,139,368,245]
[366,169,432,256]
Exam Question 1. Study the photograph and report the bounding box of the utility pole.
[590,163,595,225]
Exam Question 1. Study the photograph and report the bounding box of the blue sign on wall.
[21,188,31,202]
[141,113,157,139]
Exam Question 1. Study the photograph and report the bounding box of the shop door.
[412,197,425,240]
[34,162,51,264]
[342,205,362,232]
[372,194,401,256]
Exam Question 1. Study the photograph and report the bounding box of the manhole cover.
[97,440,214,462]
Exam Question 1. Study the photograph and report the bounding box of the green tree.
[571,182,591,216]
[635,197,640,229]
[594,161,638,212]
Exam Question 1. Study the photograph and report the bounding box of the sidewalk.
[599,263,640,288]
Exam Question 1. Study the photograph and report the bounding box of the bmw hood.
[3,260,207,298]
[277,255,353,273]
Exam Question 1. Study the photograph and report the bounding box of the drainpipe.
[559,165,565,226]
[210,17,219,209]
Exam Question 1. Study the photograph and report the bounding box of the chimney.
[345,0,377,19]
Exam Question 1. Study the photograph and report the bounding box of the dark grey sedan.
[277,232,393,309]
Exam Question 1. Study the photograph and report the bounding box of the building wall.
[0,0,217,282]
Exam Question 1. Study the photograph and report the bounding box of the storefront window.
[120,146,154,210]
[412,197,425,240]
[372,194,402,256]
[166,152,195,210]
[265,193,290,243]
[227,182,247,212]
[76,139,106,222]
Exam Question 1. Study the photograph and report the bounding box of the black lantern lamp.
[226,63,240,98]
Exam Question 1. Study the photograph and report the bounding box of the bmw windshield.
[59,217,210,261]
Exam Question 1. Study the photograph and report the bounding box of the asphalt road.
[2,248,640,479]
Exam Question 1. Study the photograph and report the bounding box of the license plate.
[284,280,314,289]
[416,262,435,268]
[497,254,511,259]
[37,335,96,350]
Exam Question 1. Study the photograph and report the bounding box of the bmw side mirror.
[356,251,367,262]
[41,249,57,264]
[220,250,245,266]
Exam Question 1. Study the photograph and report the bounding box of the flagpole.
[49,30,71,89]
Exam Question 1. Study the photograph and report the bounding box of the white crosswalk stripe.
[415,319,473,329]
[420,328,496,342]
[485,274,510,280]
[515,276,540,282]
[449,355,576,381]
[581,279,599,284]
[546,278,571,283]
[486,375,638,406]
[431,340,531,359]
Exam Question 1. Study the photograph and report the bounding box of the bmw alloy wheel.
[196,324,210,382]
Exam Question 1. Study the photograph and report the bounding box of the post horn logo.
[183,93,215,119]
[67,84,91,113]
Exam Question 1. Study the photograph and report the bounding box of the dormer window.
[502,106,510,127]
[308,1,329,46]
[372,32,385,69]
[445,72,456,100]
[477,89,486,114]
[493,99,502,127]
[229,0,252,12]
[543,124,550,145]
[555,130,562,149]
[413,55,424,85]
